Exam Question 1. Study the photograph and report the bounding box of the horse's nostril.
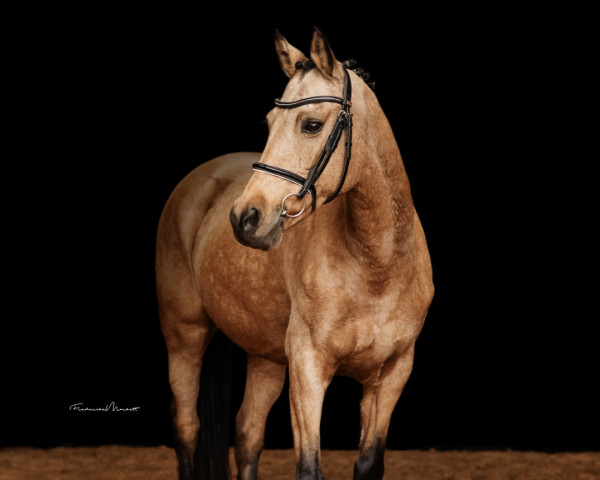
[241,208,260,232]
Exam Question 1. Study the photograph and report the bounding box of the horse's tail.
[196,329,233,480]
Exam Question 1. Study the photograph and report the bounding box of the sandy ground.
[0,446,598,480]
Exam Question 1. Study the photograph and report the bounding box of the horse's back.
[157,151,258,253]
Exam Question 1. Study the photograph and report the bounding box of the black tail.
[196,329,233,480]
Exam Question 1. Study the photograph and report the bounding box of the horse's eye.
[302,120,322,134]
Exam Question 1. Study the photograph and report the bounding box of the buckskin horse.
[156,27,434,480]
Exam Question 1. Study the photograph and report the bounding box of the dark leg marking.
[353,440,386,480]
[234,431,259,480]
[296,449,324,480]
[173,425,197,480]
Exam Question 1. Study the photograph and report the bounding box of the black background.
[3,6,597,452]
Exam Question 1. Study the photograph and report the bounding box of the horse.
[156,27,434,480]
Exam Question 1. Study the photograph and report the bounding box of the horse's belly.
[204,277,290,364]
[193,187,290,364]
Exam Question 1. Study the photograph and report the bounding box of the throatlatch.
[252,66,353,216]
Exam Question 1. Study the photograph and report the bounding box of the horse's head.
[231,28,356,250]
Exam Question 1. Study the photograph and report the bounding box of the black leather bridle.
[252,66,353,217]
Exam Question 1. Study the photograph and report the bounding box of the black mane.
[343,59,376,91]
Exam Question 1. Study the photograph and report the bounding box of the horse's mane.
[295,58,376,91]
[342,59,376,91]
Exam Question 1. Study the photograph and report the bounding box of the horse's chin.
[233,218,284,251]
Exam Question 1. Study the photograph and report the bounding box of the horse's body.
[157,29,433,480]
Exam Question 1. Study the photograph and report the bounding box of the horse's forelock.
[295,59,316,72]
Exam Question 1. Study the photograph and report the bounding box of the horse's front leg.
[353,347,415,480]
[287,335,335,480]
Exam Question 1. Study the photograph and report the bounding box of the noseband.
[252,66,353,217]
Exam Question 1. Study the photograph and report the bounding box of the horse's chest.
[340,297,412,356]
[290,262,414,367]
[285,296,413,382]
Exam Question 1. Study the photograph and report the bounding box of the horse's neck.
[343,111,415,275]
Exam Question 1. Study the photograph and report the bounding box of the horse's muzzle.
[230,206,284,251]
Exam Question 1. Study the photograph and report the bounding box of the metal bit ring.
[281,193,306,218]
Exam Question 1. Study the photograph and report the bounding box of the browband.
[274,96,344,109]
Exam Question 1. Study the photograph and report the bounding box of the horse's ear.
[310,27,338,79]
[274,29,308,79]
